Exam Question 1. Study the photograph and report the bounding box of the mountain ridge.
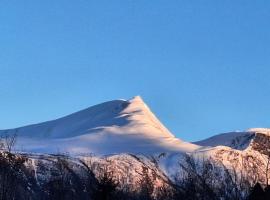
[0,96,199,154]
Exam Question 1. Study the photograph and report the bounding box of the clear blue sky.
[1,1,270,141]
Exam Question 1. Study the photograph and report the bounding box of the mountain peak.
[129,95,143,102]
[0,96,198,154]
[128,96,147,108]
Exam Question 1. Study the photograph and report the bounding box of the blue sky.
[1,1,270,141]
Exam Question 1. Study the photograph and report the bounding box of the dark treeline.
[0,151,267,200]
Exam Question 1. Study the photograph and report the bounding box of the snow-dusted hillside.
[194,131,255,150]
[0,96,198,155]
[182,128,270,185]
[195,128,270,151]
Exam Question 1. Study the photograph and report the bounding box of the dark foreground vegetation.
[0,133,267,200]
[0,150,267,200]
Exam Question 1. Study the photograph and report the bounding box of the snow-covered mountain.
[186,128,270,185]
[0,96,198,155]
[195,128,270,152]
[2,96,270,189]
[194,131,255,150]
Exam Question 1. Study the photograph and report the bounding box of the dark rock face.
[230,133,255,150]
[251,133,270,155]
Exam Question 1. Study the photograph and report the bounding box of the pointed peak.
[129,95,144,103]
[128,96,148,109]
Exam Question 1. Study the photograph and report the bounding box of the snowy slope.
[195,128,270,150]
[0,96,199,155]
[194,131,255,150]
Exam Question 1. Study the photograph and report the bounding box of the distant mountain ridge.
[195,128,270,151]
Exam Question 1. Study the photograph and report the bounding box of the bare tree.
[0,152,36,200]
[175,154,252,200]
[0,133,17,153]
[42,155,85,200]
[79,159,99,199]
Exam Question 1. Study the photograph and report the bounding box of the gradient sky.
[1,1,270,141]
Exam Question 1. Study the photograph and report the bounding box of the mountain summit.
[0,96,198,154]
